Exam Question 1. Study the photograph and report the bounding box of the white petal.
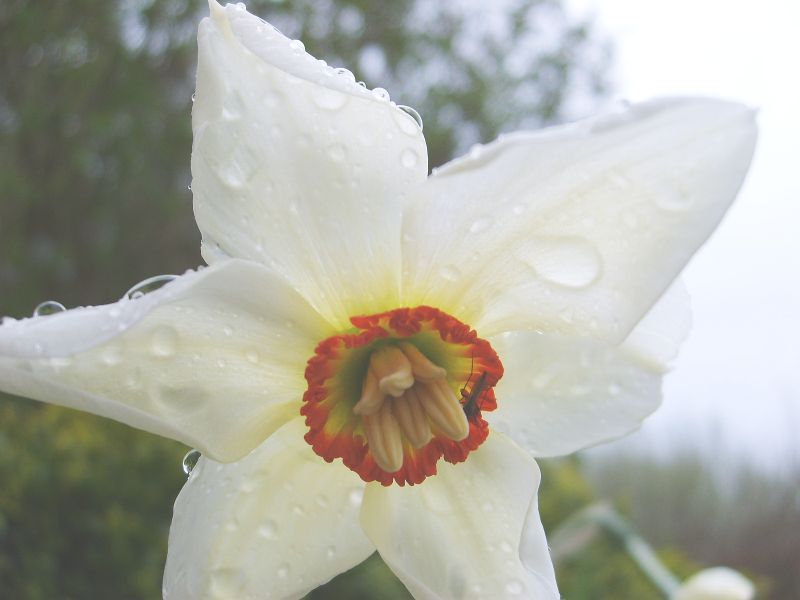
[486,329,663,457]
[164,417,374,600]
[402,98,756,342]
[0,259,332,462]
[360,432,559,600]
[193,3,428,328]
[623,277,692,368]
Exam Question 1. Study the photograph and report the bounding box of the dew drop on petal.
[334,67,356,83]
[505,579,524,595]
[288,39,305,52]
[512,203,527,216]
[348,487,364,507]
[124,274,178,300]
[258,519,278,539]
[277,564,290,578]
[151,325,179,358]
[371,87,390,102]
[400,148,418,168]
[312,87,348,111]
[523,237,601,289]
[397,105,423,131]
[182,449,201,476]
[33,301,66,317]
[439,265,462,282]
[328,143,346,161]
[469,216,494,234]
[326,545,336,559]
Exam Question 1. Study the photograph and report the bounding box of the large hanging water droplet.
[397,105,423,131]
[33,301,66,317]
[124,274,178,300]
[182,449,201,475]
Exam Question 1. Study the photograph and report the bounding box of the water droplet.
[439,265,462,282]
[469,144,483,160]
[523,237,601,289]
[469,216,494,234]
[222,326,233,336]
[191,92,196,103]
[246,350,259,364]
[397,105,423,131]
[234,2,245,10]
[334,67,356,83]
[102,346,122,366]
[348,487,364,507]
[512,203,527,216]
[210,568,244,597]
[151,325,179,358]
[400,148,418,168]
[182,449,201,475]
[289,39,305,52]
[277,564,290,578]
[371,87,390,102]
[326,545,336,559]
[312,87,348,111]
[505,579,524,595]
[258,520,278,539]
[328,143,346,161]
[654,186,694,212]
[33,301,66,317]
[124,274,177,300]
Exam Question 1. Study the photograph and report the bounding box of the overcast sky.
[566,0,800,470]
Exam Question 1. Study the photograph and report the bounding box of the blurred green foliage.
[0,0,750,599]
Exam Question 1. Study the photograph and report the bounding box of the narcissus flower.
[0,2,756,599]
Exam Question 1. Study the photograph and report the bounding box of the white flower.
[0,2,756,599]
[673,568,756,600]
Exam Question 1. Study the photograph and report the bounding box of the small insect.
[460,370,489,419]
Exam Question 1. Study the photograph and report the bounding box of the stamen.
[417,379,469,442]
[369,346,414,397]
[392,387,433,448]
[363,400,404,473]
[353,369,384,416]
[398,342,447,382]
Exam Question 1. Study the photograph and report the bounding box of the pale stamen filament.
[362,399,404,473]
[398,342,446,383]
[369,346,414,398]
[353,369,384,416]
[417,379,470,442]
[392,387,432,448]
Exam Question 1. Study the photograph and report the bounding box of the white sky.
[566,0,800,470]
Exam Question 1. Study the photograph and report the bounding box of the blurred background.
[0,0,797,598]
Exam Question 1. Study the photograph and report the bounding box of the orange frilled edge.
[301,306,503,486]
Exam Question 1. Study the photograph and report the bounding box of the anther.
[392,387,433,448]
[417,379,470,442]
[398,342,446,382]
[369,346,414,397]
[353,369,384,416]
[363,400,404,472]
